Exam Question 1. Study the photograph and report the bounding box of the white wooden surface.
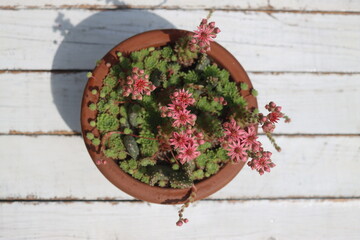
[1,200,360,239]
[1,10,359,72]
[0,1,360,239]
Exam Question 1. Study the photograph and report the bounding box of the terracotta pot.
[81,29,258,204]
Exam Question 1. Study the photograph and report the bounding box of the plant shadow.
[51,7,175,132]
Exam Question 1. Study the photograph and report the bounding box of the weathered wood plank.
[1,0,360,12]
[1,9,359,72]
[1,200,360,239]
[1,72,359,134]
[1,135,359,200]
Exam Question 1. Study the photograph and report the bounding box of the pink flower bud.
[139,69,144,74]
[262,122,275,133]
[275,106,282,112]
[219,97,224,102]
[145,74,149,79]
[265,104,269,110]
[132,67,138,73]
[96,160,101,165]
[261,116,267,122]
[198,139,205,145]
[269,101,276,108]
[176,221,183,226]
[183,218,189,223]
[201,19,207,25]
[102,160,107,165]
[209,22,216,28]
[214,27,221,34]
[191,38,197,44]
[196,132,204,139]
[214,97,219,102]
[223,101,227,105]
[198,41,205,47]
[186,129,192,135]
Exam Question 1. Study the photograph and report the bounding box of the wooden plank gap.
[1,130,81,136]
[2,132,359,137]
[2,70,360,76]
[1,5,360,15]
[1,197,359,204]
[0,69,87,74]
[266,133,360,137]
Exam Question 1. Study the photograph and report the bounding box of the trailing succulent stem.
[176,185,197,226]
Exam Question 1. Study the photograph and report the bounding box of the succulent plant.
[85,17,291,226]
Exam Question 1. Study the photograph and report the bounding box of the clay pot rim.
[80,29,258,205]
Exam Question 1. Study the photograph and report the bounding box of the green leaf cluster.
[96,113,119,132]
[194,147,229,178]
[196,96,223,115]
[136,128,159,157]
[119,160,193,188]
[203,64,221,79]
[216,75,247,108]
[104,134,127,160]
[174,36,198,66]
[130,48,150,62]
[182,70,198,84]
[196,112,224,138]
[161,46,173,60]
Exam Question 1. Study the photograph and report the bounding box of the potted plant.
[81,17,290,226]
